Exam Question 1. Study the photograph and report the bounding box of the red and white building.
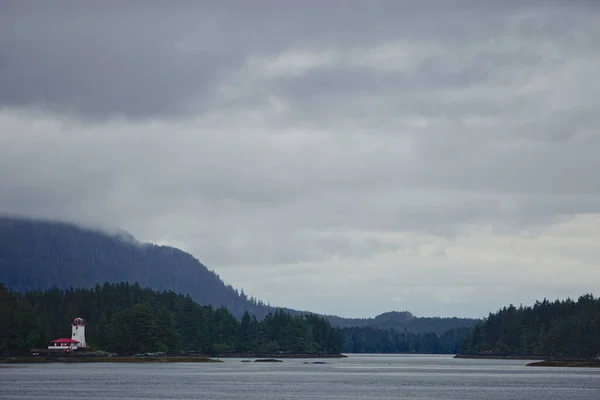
[48,338,80,351]
[47,317,89,351]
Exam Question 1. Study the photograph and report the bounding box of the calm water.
[1,354,599,399]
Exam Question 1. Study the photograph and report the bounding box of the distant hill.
[0,215,478,333]
[327,311,478,335]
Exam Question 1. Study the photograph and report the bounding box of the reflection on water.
[1,354,599,399]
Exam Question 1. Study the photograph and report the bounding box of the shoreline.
[527,360,600,368]
[0,356,222,364]
[1,352,346,364]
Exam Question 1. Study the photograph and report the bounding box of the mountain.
[0,216,272,319]
[0,216,478,333]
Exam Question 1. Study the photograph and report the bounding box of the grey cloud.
[1,1,600,317]
[2,1,595,119]
[0,2,244,119]
[0,28,231,118]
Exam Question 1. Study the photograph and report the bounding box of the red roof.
[51,338,79,343]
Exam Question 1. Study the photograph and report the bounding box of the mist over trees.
[0,216,274,319]
[4,216,598,360]
[0,216,479,335]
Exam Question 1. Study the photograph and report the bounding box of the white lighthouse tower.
[71,317,87,348]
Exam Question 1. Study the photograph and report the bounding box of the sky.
[1,1,599,318]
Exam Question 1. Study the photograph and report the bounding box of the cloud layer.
[1,1,599,317]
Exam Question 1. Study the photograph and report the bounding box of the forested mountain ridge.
[462,295,600,359]
[0,216,272,319]
[0,216,478,334]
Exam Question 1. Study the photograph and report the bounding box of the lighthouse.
[71,317,87,348]
[46,317,89,352]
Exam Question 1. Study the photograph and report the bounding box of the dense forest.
[462,295,600,359]
[0,282,344,356]
[3,282,599,358]
[342,326,472,354]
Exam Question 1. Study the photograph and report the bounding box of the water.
[1,354,599,399]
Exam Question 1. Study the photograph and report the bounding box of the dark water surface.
[1,354,599,399]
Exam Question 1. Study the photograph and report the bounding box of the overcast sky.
[1,1,599,318]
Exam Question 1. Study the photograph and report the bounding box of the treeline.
[0,282,344,356]
[342,326,472,354]
[462,294,600,359]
